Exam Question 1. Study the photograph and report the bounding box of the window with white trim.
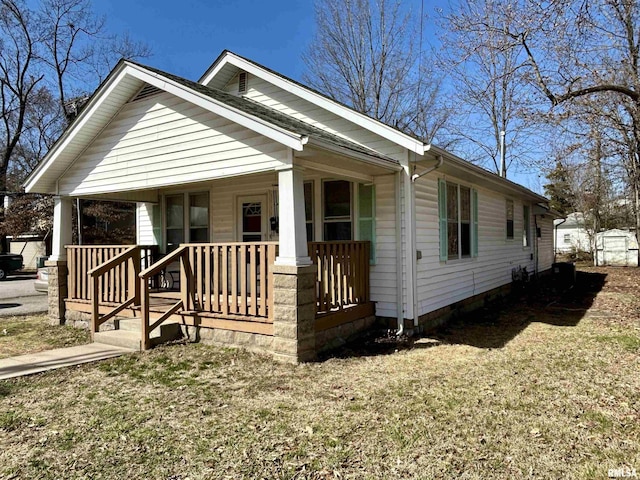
[164,192,209,252]
[523,205,531,247]
[323,180,352,240]
[506,199,514,239]
[439,180,478,261]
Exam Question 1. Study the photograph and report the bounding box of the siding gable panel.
[59,92,288,196]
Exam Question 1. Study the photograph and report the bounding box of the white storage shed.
[594,229,639,267]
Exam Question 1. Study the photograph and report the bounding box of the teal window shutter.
[438,179,448,261]
[472,189,478,257]
[358,184,376,263]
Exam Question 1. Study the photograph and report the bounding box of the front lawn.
[0,266,638,479]
[0,314,90,359]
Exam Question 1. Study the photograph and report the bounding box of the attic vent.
[130,84,162,102]
[238,71,248,94]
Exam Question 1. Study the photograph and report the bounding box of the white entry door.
[237,195,268,242]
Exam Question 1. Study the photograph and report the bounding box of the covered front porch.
[61,240,373,356]
[46,157,385,361]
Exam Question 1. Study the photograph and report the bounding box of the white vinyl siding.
[416,175,539,317]
[224,74,407,161]
[136,202,158,245]
[58,92,288,196]
[537,216,554,272]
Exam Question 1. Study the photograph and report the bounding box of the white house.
[24,51,556,362]
[554,212,591,253]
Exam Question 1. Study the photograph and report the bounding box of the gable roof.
[199,50,430,155]
[24,60,398,194]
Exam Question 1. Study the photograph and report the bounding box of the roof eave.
[306,138,402,171]
[422,144,549,204]
[200,51,429,155]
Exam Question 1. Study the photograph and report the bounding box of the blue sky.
[93,0,542,192]
[94,0,438,81]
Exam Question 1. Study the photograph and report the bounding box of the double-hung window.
[506,199,514,239]
[438,179,478,261]
[522,205,530,247]
[323,180,352,240]
[164,192,209,252]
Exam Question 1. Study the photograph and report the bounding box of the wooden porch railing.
[66,245,157,339]
[138,242,278,350]
[308,241,370,315]
[66,245,157,302]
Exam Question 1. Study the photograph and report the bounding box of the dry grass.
[1,266,639,479]
[0,314,90,358]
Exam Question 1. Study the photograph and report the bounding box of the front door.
[237,195,268,242]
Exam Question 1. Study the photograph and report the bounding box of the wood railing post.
[90,274,99,340]
[140,275,150,350]
[132,247,141,305]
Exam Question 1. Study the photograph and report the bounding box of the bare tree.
[39,0,151,120]
[476,0,640,233]
[436,0,543,176]
[0,0,45,251]
[0,0,150,251]
[303,0,448,143]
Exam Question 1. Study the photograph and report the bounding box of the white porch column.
[50,195,73,261]
[275,166,312,266]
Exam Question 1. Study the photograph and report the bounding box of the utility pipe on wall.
[411,155,444,182]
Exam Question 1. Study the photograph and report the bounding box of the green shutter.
[472,189,478,257]
[438,179,448,261]
[358,184,376,263]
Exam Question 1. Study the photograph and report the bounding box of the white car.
[34,267,49,293]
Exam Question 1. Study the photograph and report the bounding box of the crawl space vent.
[130,84,162,102]
[238,72,248,94]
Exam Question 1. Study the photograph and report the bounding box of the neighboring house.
[24,50,556,362]
[554,212,591,254]
[8,234,47,270]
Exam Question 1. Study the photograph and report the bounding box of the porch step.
[94,330,142,351]
[115,318,182,341]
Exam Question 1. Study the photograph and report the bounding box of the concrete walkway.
[0,343,134,380]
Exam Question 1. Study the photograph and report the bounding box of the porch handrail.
[139,245,188,279]
[88,246,143,340]
[138,246,192,350]
[87,246,136,277]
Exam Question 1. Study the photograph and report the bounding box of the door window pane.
[242,202,263,242]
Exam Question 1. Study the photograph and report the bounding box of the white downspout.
[410,155,445,328]
[395,171,404,335]
[402,151,418,330]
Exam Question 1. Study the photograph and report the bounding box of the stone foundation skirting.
[315,314,376,353]
[377,283,513,335]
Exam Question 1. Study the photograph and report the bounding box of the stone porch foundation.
[46,260,68,326]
